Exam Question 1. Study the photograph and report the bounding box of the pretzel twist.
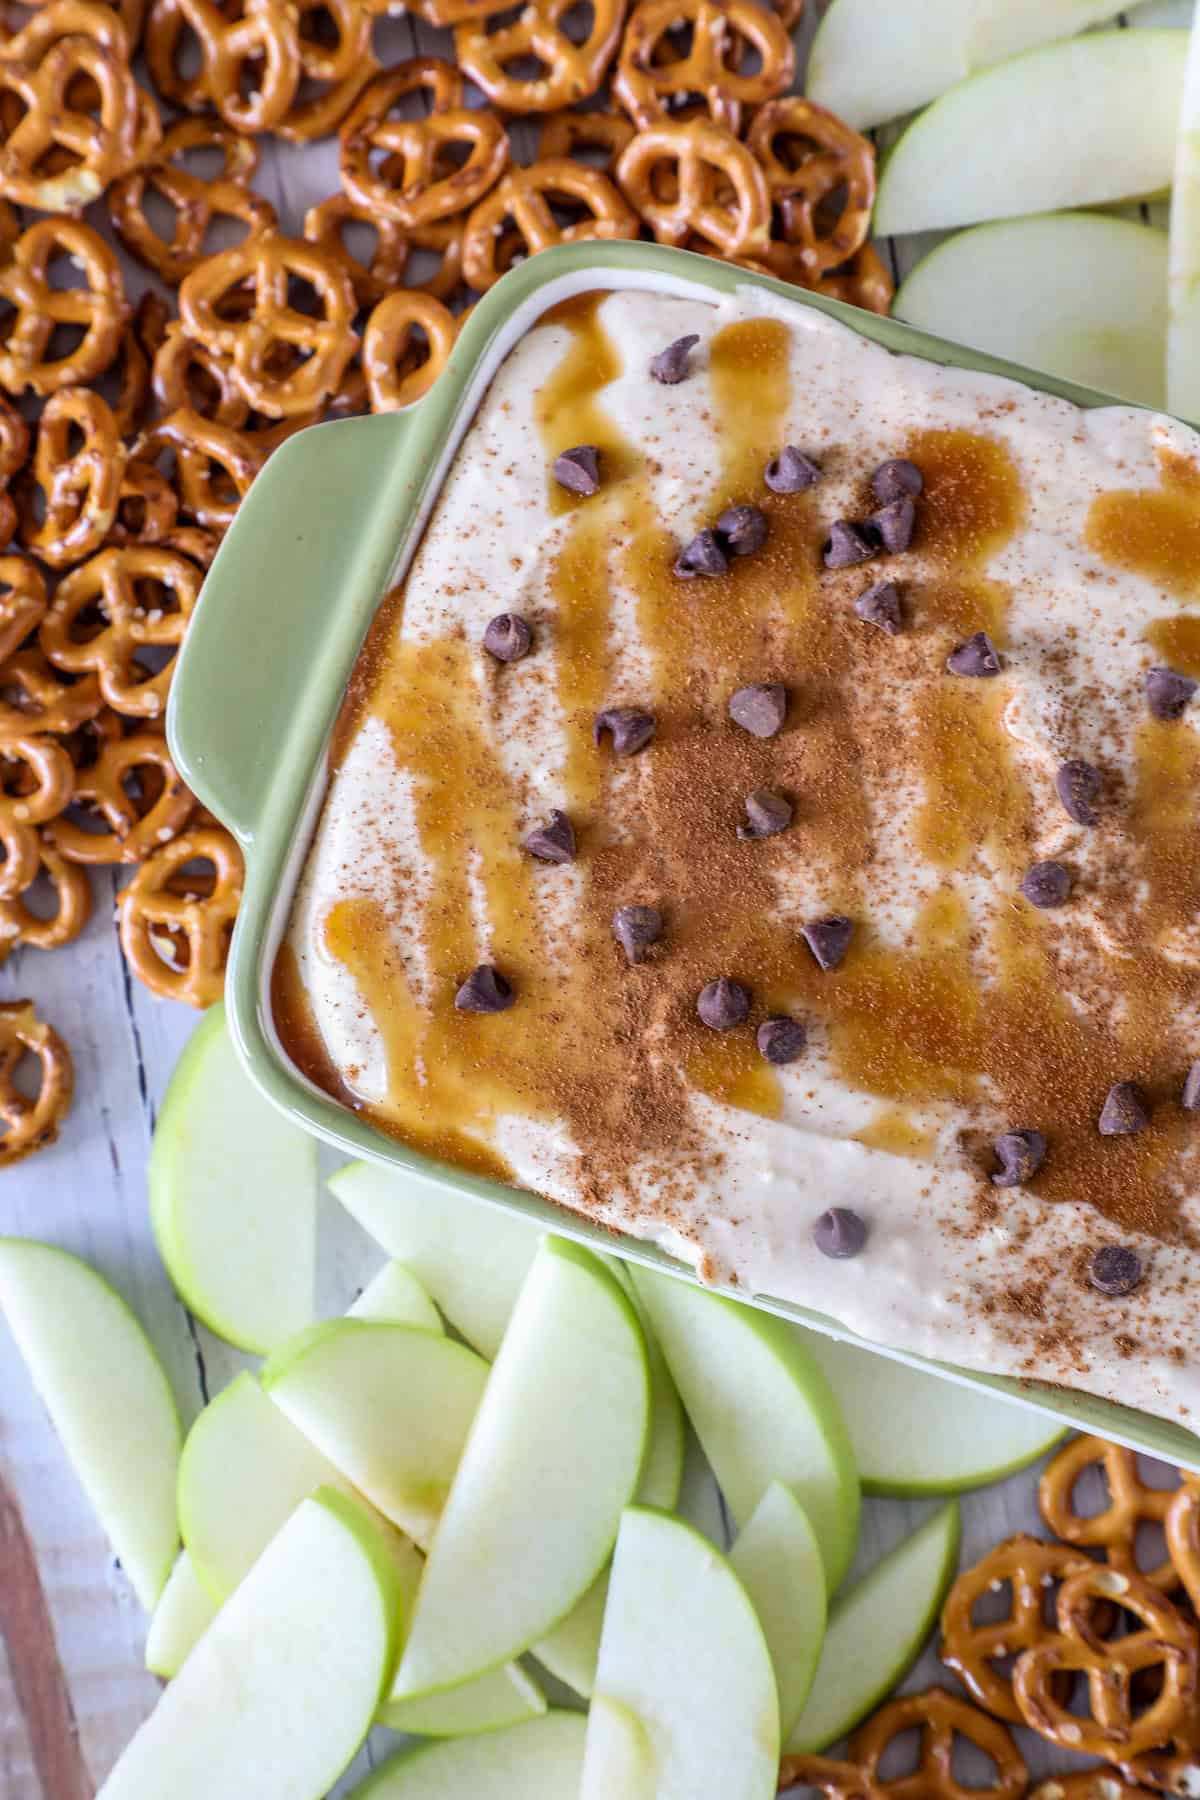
[463,158,639,290]
[0,831,92,952]
[615,0,794,132]
[363,291,459,412]
[747,96,876,283]
[0,219,129,397]
[455,0,626,112]
[852,1689,1027,1800]
[0,1001,74,1165]
[40,545,202,721]
[50,731,192,863]
[18,389,128,570]
[340,63,510,229]
[1040,1435,1180,1591]
[616,119,771,257]
[118,825,243,1007]
[109,118,274,285]
[0,651,102,741]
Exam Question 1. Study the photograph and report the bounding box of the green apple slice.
[145,1553,218,1679]
[590,1507,779,1799]
[150,1005,317,1355]
[796,1331,1065,1496]
[329,1161,539,1357]
[894,213,1168,410]
[352,1714,587,1798]
[784,1499,961,1756]
[99,1489,400,1800]
[1168,13,1200,416]
[261,1322,488,1548]
[392,1238,650,1699]
[629,1268,859,1590]
[349,1262,442,1331]
[178,1371,356,1600]
[580,1695,656,1800]
[875,31,1188,236]
[0,1238,180,1611]
[729,1482,826,1738]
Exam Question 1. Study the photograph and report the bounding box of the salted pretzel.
[49,732,192,864]
[614,0,795,132]
[363,292,459,413]
[304,194,411,309]
[144,0,302,134]
[18,389,128,570]
[616,120,770,257]
[539,109,634,172]
[339,64,510,229]
[778,1756,884,1799]
[136,411,264,533]
[178,234,359,418]
[746,97,875,284]
[0,831,92,952]
[118,826,243,1007]
[108,118,275,286]
[455,0,626,112]
[275,0,379,143]
[0,219,129,398]
[940,1533,1100,1724]
[1013,1563,1199,1760]
[850,1689,1027,1800]
[816,242,894,317]
[0,651,101,741]
[40,546,202,721]
[0,734,74,899]
[463,159,639,290]
[0,560,48,666]
[0,398,30,554]
[1039,1435,1180,1591]
[0,1002,74,1166]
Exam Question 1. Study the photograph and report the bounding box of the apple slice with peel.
[0,1238,180,1611]
[874,32,1189,236]
[329,1161,539,1357]
[392,1238,649,1700]
[629,1267,859,1590]
[588,1507,779,1799]
[784,1499,961,1757]
[98,1490,400,1800]
[150,1005,317,1355]
[580,1695,656,1800]
[729,1482,826,1738]
[261,1322,489,1548]
[1168,12,1200,417]
[796,1330,1065,1497]
[349,1262,442,1331]
[145,1553,218,1680]
[353,1714,587,1798]
[894,214,1168,411]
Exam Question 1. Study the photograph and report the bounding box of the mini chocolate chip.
[1056,759,1102,826]
[594,707,656,755]
[1089,1244,1143,1297]
[757,1015,806,1064]
[523,809,576,863]
[854,579,904,635]
[871,458,923,504]
[696,977,751,1030]
[737,788,792,839]
[552,444,600,495]
[483,612,532,663]
[673,528,729,578]
[765,446,822,493]
[801,914,854,971]
[716,504,768,556]
[1184,1061,1200,1112]
[612,904,663,964]
[729,683,787,738]
[1146,665,1198,721]
[991,1129,1047,1188]
[650,333,700,384]
[1098,1081,1150,1136]
[454,964,514,1013]
[946,631,1001,677]
[823,519,877,568]
[813,1207,868,1259]
[870,497,916,554]
[1020,861,1072,909]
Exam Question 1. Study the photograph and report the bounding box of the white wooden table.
[0,5,1189,1793]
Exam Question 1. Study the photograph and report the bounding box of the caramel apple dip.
[276,285,1200,1427]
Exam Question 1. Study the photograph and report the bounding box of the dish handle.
[167,410,417,847]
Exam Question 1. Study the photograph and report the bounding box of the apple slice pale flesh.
[796,1329,1066,1497]
[392,1238,650,1700]
[150,1005,317,1355]
[329,1161,539,1357]
[99,1490,400,1800]
[0,1238,180,1611]
[352,1714,587,1798]
[1169,13,1200,417]
[589,1507,779,1800]
[893,213,1168,410]
[784,1499,961,1757]
[579,1695,657,1800]
[809,0,1153,129]
[874,32,1188,237]
[729,1481,826,1738]
[145,1552,218,1679]
[629,1267,859,1590]
[349,1262,443,1331]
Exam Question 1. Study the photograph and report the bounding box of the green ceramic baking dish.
[169,238,1200,1470]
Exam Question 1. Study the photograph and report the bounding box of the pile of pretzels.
[781,1436,1200,1800]
[0,0,883,1163]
